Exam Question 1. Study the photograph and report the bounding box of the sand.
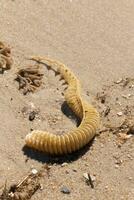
[0,0,134,199]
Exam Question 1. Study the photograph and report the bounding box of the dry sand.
[0,0,134,199]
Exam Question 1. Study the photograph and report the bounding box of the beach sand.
[0,0,134,199]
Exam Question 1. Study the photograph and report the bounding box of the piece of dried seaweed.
[0,41,13,73]
[15,65,44,95]
[0,171,42,200]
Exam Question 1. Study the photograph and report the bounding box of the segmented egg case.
[25,56,100,155]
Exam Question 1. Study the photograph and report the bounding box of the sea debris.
[114,77,134,87]
[117,132,132,147]
[105,118,134,135]
[83,172,95,188]
[118,132,132,140]
[15,65,44,95]
[103,106,110,117]
[0,170,42,200]
[0,41,13,73]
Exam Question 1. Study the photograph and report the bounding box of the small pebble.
[60,186,71,194]
[115,164,119,169]
[100,144,104,148]
[31,168,38,174]
[61,162,68,167]
[40,184,44,190]
[8,192,14,198]
[29,111,36,121]
[115,78,123,84]
[72,169,77,172]
[117,112,123,116]
[30,102,35,108]
[115,159,123,165]
[116,102,122,106]
[105,185,108,189]
[90,175,96,182]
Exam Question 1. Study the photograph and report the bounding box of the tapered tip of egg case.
[25,132,33,143]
